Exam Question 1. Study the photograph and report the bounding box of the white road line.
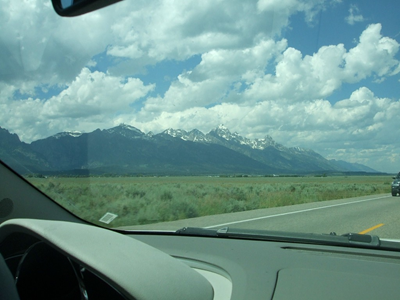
[204,195,390,229]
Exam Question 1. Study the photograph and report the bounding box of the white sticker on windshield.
[99,212,118,224]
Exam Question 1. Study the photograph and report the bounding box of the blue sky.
[284,1,400,104]
[1,0,400,172]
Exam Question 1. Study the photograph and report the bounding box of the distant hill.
[0,125,379,175]
[328,159,378,173]
[0,127,51,174]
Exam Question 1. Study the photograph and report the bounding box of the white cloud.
[138,39,288,115]
[345,4,365,25]
[344,24,400,80]
[136,23,399,119]
[0,68,154,142]
[106,0,325,71]
[0,0,133,101]
[257,0,325,25]
[131,86,397,141]
[0,0,327,91]
[43,68,154,118]
[241,24,400,102]
[243,44,346,101]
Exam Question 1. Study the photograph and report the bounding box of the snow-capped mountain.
[208,124,286,151]
[158,125,373,172]
[0,124,378,175]
[161,128,208,142]
[51,124,145,140]
[105,124,145,138]
[163,124,297,152]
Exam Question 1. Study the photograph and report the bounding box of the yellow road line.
[359,223,384,234]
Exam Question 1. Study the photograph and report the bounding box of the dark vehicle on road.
[392,173,400,196]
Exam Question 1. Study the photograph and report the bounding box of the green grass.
[27,175,391,227]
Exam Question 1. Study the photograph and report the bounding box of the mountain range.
[0,124,378,175]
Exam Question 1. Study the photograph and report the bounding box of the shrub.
[26,175,390,227]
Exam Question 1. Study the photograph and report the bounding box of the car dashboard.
[1,218,400,300]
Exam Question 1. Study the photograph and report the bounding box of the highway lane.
[122,194,400,239]
[204,194,400,239]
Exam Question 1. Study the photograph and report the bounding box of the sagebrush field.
[27,175,391,227]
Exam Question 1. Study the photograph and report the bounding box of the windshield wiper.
[175,227,400,251]
[176,227,219,237]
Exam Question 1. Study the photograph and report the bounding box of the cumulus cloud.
[107,0,325,72]
[257,0,325,25]
[344,24,400,80]
[0,0,327,92]
[139,39,288,114]
[0,68,153,142]
[0,1,117,89]
[42,68,154,118]
[345,4,365,25]
[243,24,400,102]
[137,23,399,116]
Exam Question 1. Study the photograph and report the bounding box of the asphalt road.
[123,193,400,239]
[205,194,400,239]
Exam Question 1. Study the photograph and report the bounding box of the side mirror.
[51,0,122,17]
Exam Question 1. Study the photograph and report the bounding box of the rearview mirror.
[52,0,122,17]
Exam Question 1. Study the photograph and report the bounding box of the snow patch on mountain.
[163,128,188,139]
[52,131,82,139]
[162,128,209,142]
[119,123,143,133]
[209,124,286,151]
[161,124,292,152]
[106,124,144,138]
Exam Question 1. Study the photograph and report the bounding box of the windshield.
[1,1,399,238]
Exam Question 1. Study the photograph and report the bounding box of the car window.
[1,0,399,238]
